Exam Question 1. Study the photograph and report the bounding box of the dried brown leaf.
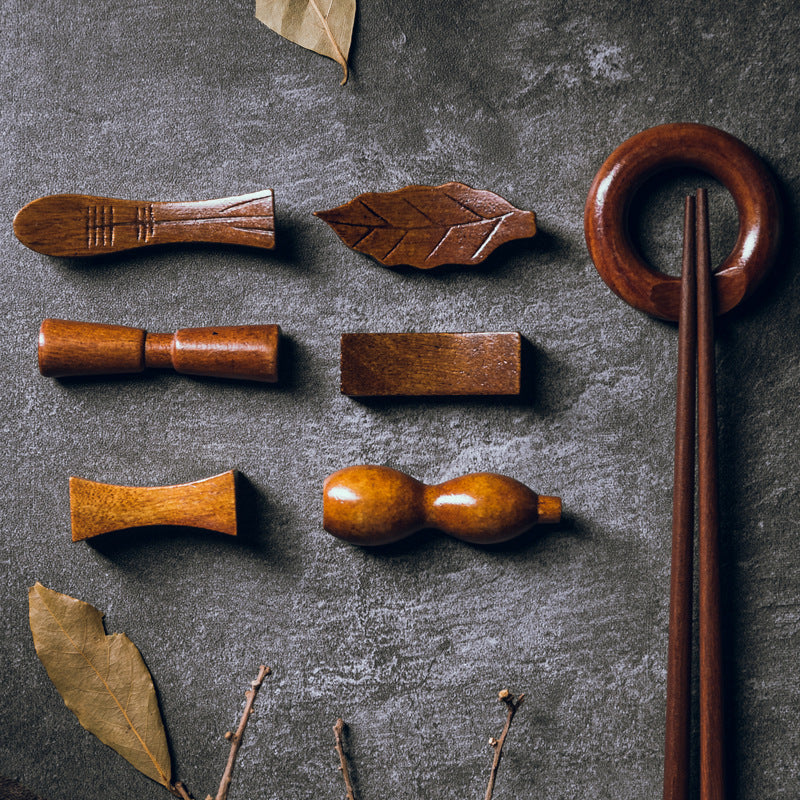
[255,0,355,84]
[28,583,171,788]
[314,182,537,268]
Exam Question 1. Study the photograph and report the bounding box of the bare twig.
[205,665,272,800]
[171,781,193,800]
[484,690,525,800]
[333,718,357,800]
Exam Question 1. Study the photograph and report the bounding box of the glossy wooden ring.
[584,123,781,321]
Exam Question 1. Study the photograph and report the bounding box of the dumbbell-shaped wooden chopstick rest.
[13,190,275,257]
[38,319,280,382]
[323,465,561,546]
[69,470,238,541]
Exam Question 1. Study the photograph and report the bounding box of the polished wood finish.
[14,190,275,256]
[696,189,725,800]
[315,182,536,268]
[39,319,280,382]
[661,191,727,800]
[663,197,696,800]
[69,470,238,541]
[323,465,561,546]
[584,123,781,321]
[340,332,521,396]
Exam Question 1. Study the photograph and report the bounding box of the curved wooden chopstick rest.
[13,190,274,257]
[584,123,782,321]
[39,319,280,382]
[69,471,238,541]
[323,465,561,546]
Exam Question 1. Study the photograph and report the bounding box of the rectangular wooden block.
[340,332,522,396]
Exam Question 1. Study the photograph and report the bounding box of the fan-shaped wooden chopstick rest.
[584,123,781,321]
[314,182,536,268]
[69,471,238,541]
[323,465,561,546]
[13,189,275,257]
[38,319,280,382]
[340,332,521,396]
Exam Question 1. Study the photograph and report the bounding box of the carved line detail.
[220,192,273,213]
[136,205,155,242]
[86,205,116,248]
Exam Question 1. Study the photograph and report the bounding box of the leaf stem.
[209,665,271,800]
[484,690,525,800]
[307,0,348,83]
[333,718,357,800]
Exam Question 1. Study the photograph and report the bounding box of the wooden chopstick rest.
[13,189,275,257]
[584,123,781,320]
[69,470,238,541]
[323,465,561,546]
[340,332,521,396]
[38,319,280,382]
[315,182,536,268]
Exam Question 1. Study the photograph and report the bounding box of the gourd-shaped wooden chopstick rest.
[323,465,561,546]
[13,189,275,257]
[340,332,521,396]
[69,470,238,541]
[314,182,536,268]
[39,319,280,382]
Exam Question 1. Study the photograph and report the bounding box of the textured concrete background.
[2,1,798,799]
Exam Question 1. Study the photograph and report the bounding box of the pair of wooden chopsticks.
[663,189,725,800]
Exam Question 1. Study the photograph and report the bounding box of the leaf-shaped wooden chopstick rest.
[29,583,172,788]
[13,189,274,257]
[314,182,536,268]
[69,470,238,541]
[255,0,355,84]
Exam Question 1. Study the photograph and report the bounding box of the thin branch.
[484,690,525,800]
[171,781,193,800]
[206,665,272,800]
[333,718,357,800]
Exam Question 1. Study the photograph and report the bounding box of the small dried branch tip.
[212,665,272,800]
[333,718,357,800]
[170,781,192,800]
[484,690,525,800]
[498,690,525,714]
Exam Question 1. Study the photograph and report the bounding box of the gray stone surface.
[2,1,798,798]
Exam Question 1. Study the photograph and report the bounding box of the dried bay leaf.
[314,182,537,268]
[28,583,171,789]
[255,0,355,84]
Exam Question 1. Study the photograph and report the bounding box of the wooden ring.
[584,123,781,321]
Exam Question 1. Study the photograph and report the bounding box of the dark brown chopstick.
[696,188,725,800]
[663,196,697,800]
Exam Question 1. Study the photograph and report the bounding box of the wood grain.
[14,190,275,256]
[663,196,696,800]
[584,123,781,321]
[69,471,238,541]
[323,465,561,546]
[38,319,280,382]
[340,332,522,396]
[315,182,536,268]
[696,189,725,800]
